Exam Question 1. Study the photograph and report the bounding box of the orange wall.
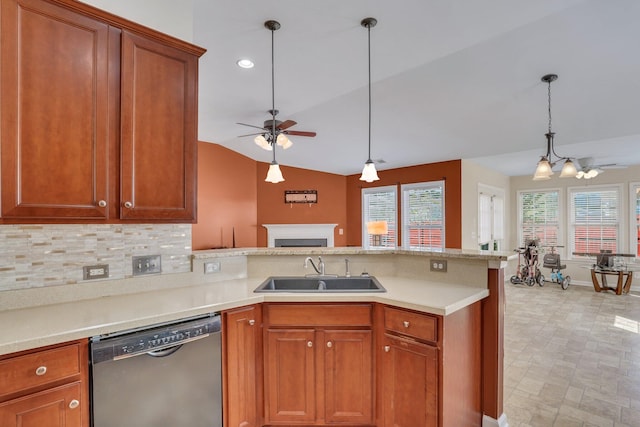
[256,162,348,247]
[192,142,258,250]
[346,160,462,248]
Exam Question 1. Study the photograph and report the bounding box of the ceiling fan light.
[265,162,285,183]
[533,157,553,180]
[360,160,380,182]
[559,159,578,178]
[585,169,599,179]
[254,135,272,150]
[576,171,584,179]
[276,133,292,149]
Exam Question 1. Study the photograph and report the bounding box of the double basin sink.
[254,276,386,293]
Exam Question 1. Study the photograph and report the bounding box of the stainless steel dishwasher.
[90,313,222,427]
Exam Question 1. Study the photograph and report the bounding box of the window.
[478,185,505,251]
[569,186,621,255]
[634,183,640,257]
[362,186,397,248]
[518,190,560,247]
[401,181,445,250]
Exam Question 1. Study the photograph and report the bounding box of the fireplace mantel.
[263,224,338,248]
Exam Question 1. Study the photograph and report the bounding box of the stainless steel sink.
[254,276,386,293]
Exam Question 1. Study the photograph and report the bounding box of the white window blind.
[570,187,619,255]
[493,196,504,240]
[635,184,640,257]
[362,186,397,248]
[478,193,492,245]
[401,181,445,250]
[518,190,559,246]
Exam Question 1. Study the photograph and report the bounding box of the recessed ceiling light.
[236,59,254,69]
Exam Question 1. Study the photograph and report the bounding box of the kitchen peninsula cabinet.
[223,304,264,427]
[263,303,374,426]
[0,340,89,427]
[0,0,204,222]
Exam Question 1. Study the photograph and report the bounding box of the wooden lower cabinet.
[223,304,263,427]
[0,340,89,427]
[381,334,438,427]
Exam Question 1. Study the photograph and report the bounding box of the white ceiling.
[192,0,640,177]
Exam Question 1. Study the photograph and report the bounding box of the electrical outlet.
[132,255,161,276]
[83,264,109,280]
[204,261,221,274]
[430,259,447,272]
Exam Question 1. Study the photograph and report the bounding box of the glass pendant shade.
[276,133,292,149]
[533,157,553,180]
[559,159,578,178]
[265,162,284,183]
[360,160,379,182]
[254,135,272,150]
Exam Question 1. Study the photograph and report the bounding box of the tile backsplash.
[0,224,192,291]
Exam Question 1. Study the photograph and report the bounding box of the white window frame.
[629,182,640,258]
[568,184,623,260]
[401,181,445,250]
[478,184,505,251]
[362,185,397,249]
[517,188,562,252]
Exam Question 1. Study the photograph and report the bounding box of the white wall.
[509,164,640,288]
[81,0,194,42]
[461,160,511,251]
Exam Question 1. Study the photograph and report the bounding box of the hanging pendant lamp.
[532,74,577,180]
[359,17,380,183]
[264,20,285,183]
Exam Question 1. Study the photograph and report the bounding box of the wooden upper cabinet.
[0,0,111,219]
[119,30,198,221]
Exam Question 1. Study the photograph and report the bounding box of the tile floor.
[504,280,640,426]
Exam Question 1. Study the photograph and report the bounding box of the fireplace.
[263,224,337,248]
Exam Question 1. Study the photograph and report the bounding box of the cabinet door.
[0,0,111,219]
[382,334,438,427]
[324,329,373,424]
[120,30,198,221]
[0,382,83,427]
[264,329,316,424]
[224,305,262,427]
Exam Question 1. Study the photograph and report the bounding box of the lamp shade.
[533,158,553,180]
[265,162,284,183]
[559,159,578,178]
[276,133,293,149]
[360,160,379,182]
[254,135,272,150]
[366,220,388,235]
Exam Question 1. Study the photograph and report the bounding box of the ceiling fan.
[575,157,626,179]
[237,20,316,152]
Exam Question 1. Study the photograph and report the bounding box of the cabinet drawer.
[384,307,438,343]
[0,344,81,400]
[266,304,372,327]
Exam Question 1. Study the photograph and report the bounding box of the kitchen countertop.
[0,275,487,356]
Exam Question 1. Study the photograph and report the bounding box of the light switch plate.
[132,255,161,276]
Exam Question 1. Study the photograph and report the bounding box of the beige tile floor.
[504,280,640,427]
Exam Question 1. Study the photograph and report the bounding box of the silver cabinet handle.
[124,201,133,209]
[403,321,410,328]
[98,200,107,207]
[248,319,255,326]
[384,346,390,352]
[69,399,80,409]
[327,341,332,348]
[35,366,47,376]
[307,341,313,348]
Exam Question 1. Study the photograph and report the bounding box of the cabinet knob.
[69,399,80,409]
[35,366,47,376]
[98,200,107,208]
[248,319,255,326]
[307,341,313,348]
[403,321,410,328]
[384,346,390,352]
[326,341,332,348]
[124,201,133,209]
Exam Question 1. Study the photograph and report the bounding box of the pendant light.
[264,20,284,183]
[533,74,577,180]
[359,17,380,182]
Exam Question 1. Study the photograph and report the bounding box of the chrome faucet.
[304,256,325,276]
[345,258,351,277]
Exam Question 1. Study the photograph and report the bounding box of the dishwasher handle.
[147,344,183,358]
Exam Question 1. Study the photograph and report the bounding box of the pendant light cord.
[271,26,277,163]
[367,23,372,161]
[547,78,552,134]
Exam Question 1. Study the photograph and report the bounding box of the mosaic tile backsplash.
[0,224,192,291]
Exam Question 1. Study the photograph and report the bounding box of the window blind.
[362,186,397,248]
[570,187,619,254]
[401,181,445,250]
[519,190,559,246]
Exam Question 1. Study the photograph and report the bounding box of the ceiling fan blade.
[236,122,267,130]
[286,130,316,137]
[237,132,265,138]
[598,163,627,169]
[276,120,297,130]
